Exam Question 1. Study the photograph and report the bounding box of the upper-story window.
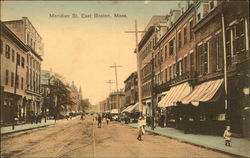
[11,72,14,87]
[190,20,194,40]
[197,42,209,75]
[27,33,30,44]
[165,45,168,59]
[169,38,175,56]
[5,69,9,85]
[17,53,20,66]
[209,1,215,10]
[5,44,10,59]
[183,56,188,73]
[190,52,194,72]
[178,31,182,49]
[184,26,187,45]
[16,75,19,89]
[21,57,25,68]
[12,49,15,62]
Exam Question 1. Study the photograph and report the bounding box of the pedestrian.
[223,126,232,147]
[137,117,143,141]
[142,116,146,135]
[106,117,110,125]
[98,114,102,128]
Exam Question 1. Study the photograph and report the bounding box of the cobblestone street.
[1,116,234,158]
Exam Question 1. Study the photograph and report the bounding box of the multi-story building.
[185,0,249,136]
[0,22,29,123]
[124,72,138,107]
[138,16,168,116]
[136,1,249,137]
[3,17,44,119]
[109,91,125,112]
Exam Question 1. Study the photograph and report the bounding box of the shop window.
[5,44,10,59]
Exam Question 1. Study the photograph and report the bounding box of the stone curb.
[120,122,247,158]
[1,123,55,135]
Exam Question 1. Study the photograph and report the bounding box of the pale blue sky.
[1,1,179,104]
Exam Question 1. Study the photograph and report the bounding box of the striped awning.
[125,103,139,113]
[181,78,224,105]
[158,82,192,107]
[121,105,133,113]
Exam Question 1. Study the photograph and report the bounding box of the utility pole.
[110,63,122,112]
[12,56,19,129]
[221,14,228,120]
[105,80,114,94]
[125,20,146,116]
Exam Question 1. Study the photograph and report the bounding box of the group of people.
[27,111,42,124]
[94,114,111,128]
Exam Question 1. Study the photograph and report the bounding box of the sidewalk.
[1,120,55,135]
[121,122,250,158]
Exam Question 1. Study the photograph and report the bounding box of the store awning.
[121,105,133,113]
[110,109,119,114]
[126,103,139,113]
[158,82,191,107]
[181,78,224,105]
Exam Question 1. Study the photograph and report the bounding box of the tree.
[79,99,90,113]
[49,75,74,116]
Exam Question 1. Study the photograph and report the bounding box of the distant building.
[124,72,138,107]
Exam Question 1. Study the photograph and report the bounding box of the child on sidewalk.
[223,126,232,147]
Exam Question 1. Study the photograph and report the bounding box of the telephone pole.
[125,20,145,116]
[110,63,122,112]
[105,80,114,94]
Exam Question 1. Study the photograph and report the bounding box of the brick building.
[124,72,138,107]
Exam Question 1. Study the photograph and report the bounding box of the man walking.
[137,117,143,141]
[98,114,102,128]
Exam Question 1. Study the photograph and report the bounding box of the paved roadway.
[1,116,234,158]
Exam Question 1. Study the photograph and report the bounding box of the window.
[27,54,29,65]
[184,26,187,44]
[11,72,14,87]
[197,42,209,75]
[26,67,29,89]
[12,50,15,62]
[169,38,175,56]
[5,70,9,85]
[226,29,231,57]
[165,68,168,82]
[169,66,172,79]
[21,57,25,68]
[184,56,188,73]
[165,45,168,59]
[173,64,176,78]
[5,44,10,59]
[197,13,201,21]
[190,20,194,40]
[21,77,24,90]
[16,75,19,89]
[17,53,20,66]
[0,39,3,54]
[31,38,33,47]
[27,33,30,44]
[178,31,182,49]
[209,0,215,10]
[215,33,223,70]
